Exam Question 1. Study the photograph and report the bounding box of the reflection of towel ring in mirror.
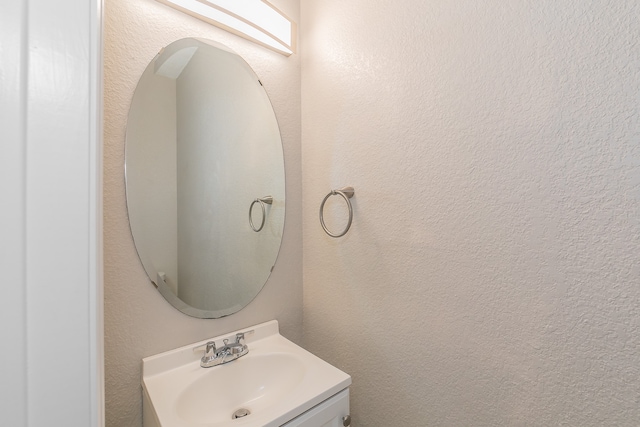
[249,196,273,232]
[319,187,355,238]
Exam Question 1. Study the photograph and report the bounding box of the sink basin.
[142,321,351,427]
[176,353,305,424]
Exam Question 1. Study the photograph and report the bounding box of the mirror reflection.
[125,38,285,318]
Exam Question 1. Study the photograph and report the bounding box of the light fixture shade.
[156,0,296,56]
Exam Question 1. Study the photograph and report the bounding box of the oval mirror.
[125,38,285,318]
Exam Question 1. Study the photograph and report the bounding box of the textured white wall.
[103,0,301,425]
[301,1,640,425]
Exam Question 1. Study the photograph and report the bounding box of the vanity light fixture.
[155,0,296,56]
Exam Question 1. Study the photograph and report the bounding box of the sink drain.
[232,408,251,419]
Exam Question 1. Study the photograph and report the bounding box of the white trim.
[90,0,106,425]
[0,0,28,424]
[0,0,103,425]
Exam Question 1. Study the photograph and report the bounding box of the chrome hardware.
[249,196,273,232]
[200,341,218,367]
[232,408,251,419]
[342,414,351,426]
[319,187,355,238]
[200,333,249,368]
[230,333,246,354]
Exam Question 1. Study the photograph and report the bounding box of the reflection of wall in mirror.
[127,67,178,295]
[175,45,284,311]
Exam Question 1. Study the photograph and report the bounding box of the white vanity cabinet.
[282,389,350,427]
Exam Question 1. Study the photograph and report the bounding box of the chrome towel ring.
[249,196,273,232]
[319,187,355,238]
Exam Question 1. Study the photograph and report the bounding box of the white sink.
[142,321,351,427]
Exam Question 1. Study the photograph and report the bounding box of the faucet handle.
[235,332,245,344]
[201,341,217,366]
[204,341,216,356]
[200,341,219,368]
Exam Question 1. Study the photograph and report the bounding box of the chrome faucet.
[200,332,249,368]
